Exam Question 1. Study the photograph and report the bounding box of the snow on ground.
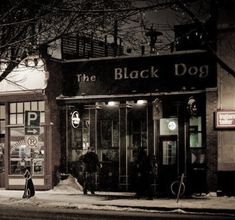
[50,174,83,194]
[0,175,235,215]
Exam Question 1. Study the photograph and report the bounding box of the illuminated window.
[9,101,45,175]
[10,101,45,125]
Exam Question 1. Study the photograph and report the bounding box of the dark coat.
[82,151,100,173]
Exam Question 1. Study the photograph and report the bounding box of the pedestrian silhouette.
[81,147,100,195]
[134,147,153,199]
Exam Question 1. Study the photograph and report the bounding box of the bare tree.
[0,0,213,82]
[0,0,135,82]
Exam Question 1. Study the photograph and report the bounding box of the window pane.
[31,102,38,110]
[190,116,202,131]
[162,140,176,165]
[24,102,31,111]
[17,113,23,124]
[10,114,16,124]
[38,101,45,111]
[0,121,5,134]
[99,120,112,148]
[17,103,23,113]
[40,112,45,123]
[0,105,5,119]
[10,103,16,113]
[191,149,205,164]
[190,133,202,148]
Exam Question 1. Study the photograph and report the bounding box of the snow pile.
[52,174,83,193]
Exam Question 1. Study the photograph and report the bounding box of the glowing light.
[168,121,177,131]
[137,100,147,105]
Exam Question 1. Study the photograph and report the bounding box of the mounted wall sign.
[168,121,177,131]
[215,110,235,129]
[61,51,217,96]
[71,111,80,128]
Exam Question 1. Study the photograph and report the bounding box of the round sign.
[168,121,177,131]
[71,111,80,128]
[26,136,38,148]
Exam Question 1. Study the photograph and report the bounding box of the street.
[0,205,234,220]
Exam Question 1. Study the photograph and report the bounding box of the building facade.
[0,56,61,190]
[1,2,235,195]
[51,50,217,195]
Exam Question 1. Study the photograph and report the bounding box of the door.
[158,136,178,196]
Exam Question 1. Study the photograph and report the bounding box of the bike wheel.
[170,180,185,197]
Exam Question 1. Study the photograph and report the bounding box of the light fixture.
[137,100,147,105]
[187,96,197,115]
[107,101,119,106]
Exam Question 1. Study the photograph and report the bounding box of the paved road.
[0,205,234,220]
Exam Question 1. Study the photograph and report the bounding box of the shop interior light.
[107,101,119,106]
[137,100,147,105]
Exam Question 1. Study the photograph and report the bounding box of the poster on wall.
[215,110,235,129]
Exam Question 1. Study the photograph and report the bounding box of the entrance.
[156,95,207,196]
[158,135,178,196]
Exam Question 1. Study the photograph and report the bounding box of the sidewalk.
[0,189,235,216]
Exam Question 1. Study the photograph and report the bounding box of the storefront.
[56,50,217,194]
[0,56,61,190]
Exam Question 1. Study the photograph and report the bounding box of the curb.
[93,203,235,216]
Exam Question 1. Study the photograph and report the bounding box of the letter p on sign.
[25,111,40,127]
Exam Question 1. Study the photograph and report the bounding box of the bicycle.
[170,173,186,202]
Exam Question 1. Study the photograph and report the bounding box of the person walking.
[81,147,100,195]
[134,147,153,199]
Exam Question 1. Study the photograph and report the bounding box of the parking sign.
[25,111,40,135]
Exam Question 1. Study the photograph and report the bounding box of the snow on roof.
[0,55,48,93]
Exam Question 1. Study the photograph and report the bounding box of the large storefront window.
[97,103,119,190]
[70,115,90,161]
[127,101,148,162]
[97,104,119,162]
[127,101,148,190]
[9,101,45,176]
